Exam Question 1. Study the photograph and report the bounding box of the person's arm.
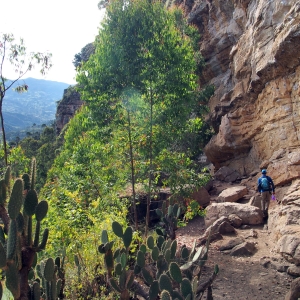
[257,178,261,193]
[269,177,275,193]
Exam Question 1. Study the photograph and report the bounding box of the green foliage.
[155,202,181,240]
[184,200,206,223]
[97,222,219,299]
[0,162,60,299]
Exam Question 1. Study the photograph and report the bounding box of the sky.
[0,0,105,84]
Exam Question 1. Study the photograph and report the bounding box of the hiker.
[257,169,275,217]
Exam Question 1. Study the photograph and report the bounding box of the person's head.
[261,169,267,174]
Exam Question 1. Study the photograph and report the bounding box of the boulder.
[249,194,262,209]
[228,214,243,228]
[190,186,211,207]
[284,277,300,300]
[218,186,248,202]
[218,221,236,235]
[282,180,300,205]
[214,166,241,182]
[276,235,300,266]
[230,241,256,257]
[205,203,264,227]
[287,265,300,277]
[218,237,244,251]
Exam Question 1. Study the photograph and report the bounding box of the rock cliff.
[182,0,300,187]
[55,87,83,135]
[182,2,300,292]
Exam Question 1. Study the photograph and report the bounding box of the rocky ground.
[176,214,294,299]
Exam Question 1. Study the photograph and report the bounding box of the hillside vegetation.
[0,0,215,298]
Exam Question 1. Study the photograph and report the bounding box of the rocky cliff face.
[55,87,83,135]
[182,0,300,187]
[183,2,300,287]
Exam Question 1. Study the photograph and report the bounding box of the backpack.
[260,177,270,191]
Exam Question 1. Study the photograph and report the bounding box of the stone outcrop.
[55,87,83,135]
[205,202,263,226]
[179,0,300,186]
[218,185,248,202]
[180,2,300,294]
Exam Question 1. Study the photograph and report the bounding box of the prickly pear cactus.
[0,161,52,300]
[98,221,219,300]
[156,202,181,240]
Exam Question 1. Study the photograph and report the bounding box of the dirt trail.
[176,215,293,300]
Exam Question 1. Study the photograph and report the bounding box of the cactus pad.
[140,244,147,254]
[0,179,7,205]
[120,252,127,269]
[109,278,121,293]
[115,263,122,276]
[101,230,109,244]
[8,179,23,219]
[156,228,164,236]
[122,226,133,248]
[147,236,155,249]
[104,249,114,271]
[0,226,4,245]
[181,247,189,260]
[112,221,123,238]
[157,235,165,250]
[159,274,173,294]
[151,246,159,261]
[119,269,127,290]
[24,190,38,216]
[35,200,48,222]
[169,262,182,283]
[134,264,141,275]
[7,219,17,260]
[149,280,159,300]
[164,249,171,263]
[180,278,192,298]
[167,205,173,216]
[38,228,49,250]
[136,250,145,268]
[170,240,177,259]
[16,212,24,233]
[0,242,6,268]
[4,166,11,189]
[22,173,30,190]
[44,258,55,281]
[32,281,41,300]
[161,290,171,300]
[173,203,179,216]
[6,262,20,299]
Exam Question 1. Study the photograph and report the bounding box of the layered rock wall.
[55,87,83,135]
[183,0,300,186]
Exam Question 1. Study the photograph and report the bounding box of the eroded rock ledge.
[180,0,300,185]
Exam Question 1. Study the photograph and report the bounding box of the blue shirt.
[257,175,275,193]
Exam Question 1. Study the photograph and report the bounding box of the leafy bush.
[184,200,206,222]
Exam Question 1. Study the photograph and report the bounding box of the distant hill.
[3,78,71,136]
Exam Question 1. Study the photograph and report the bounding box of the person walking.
[257,169,275,217]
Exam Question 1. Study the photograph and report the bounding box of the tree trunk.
[127,110,138,231]
[0,108,8,166]
[146,88,153,237]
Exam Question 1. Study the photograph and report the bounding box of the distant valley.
[3,78,71,140]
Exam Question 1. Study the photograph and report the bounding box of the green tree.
[77,0,209,234]
[0,33,52,166]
